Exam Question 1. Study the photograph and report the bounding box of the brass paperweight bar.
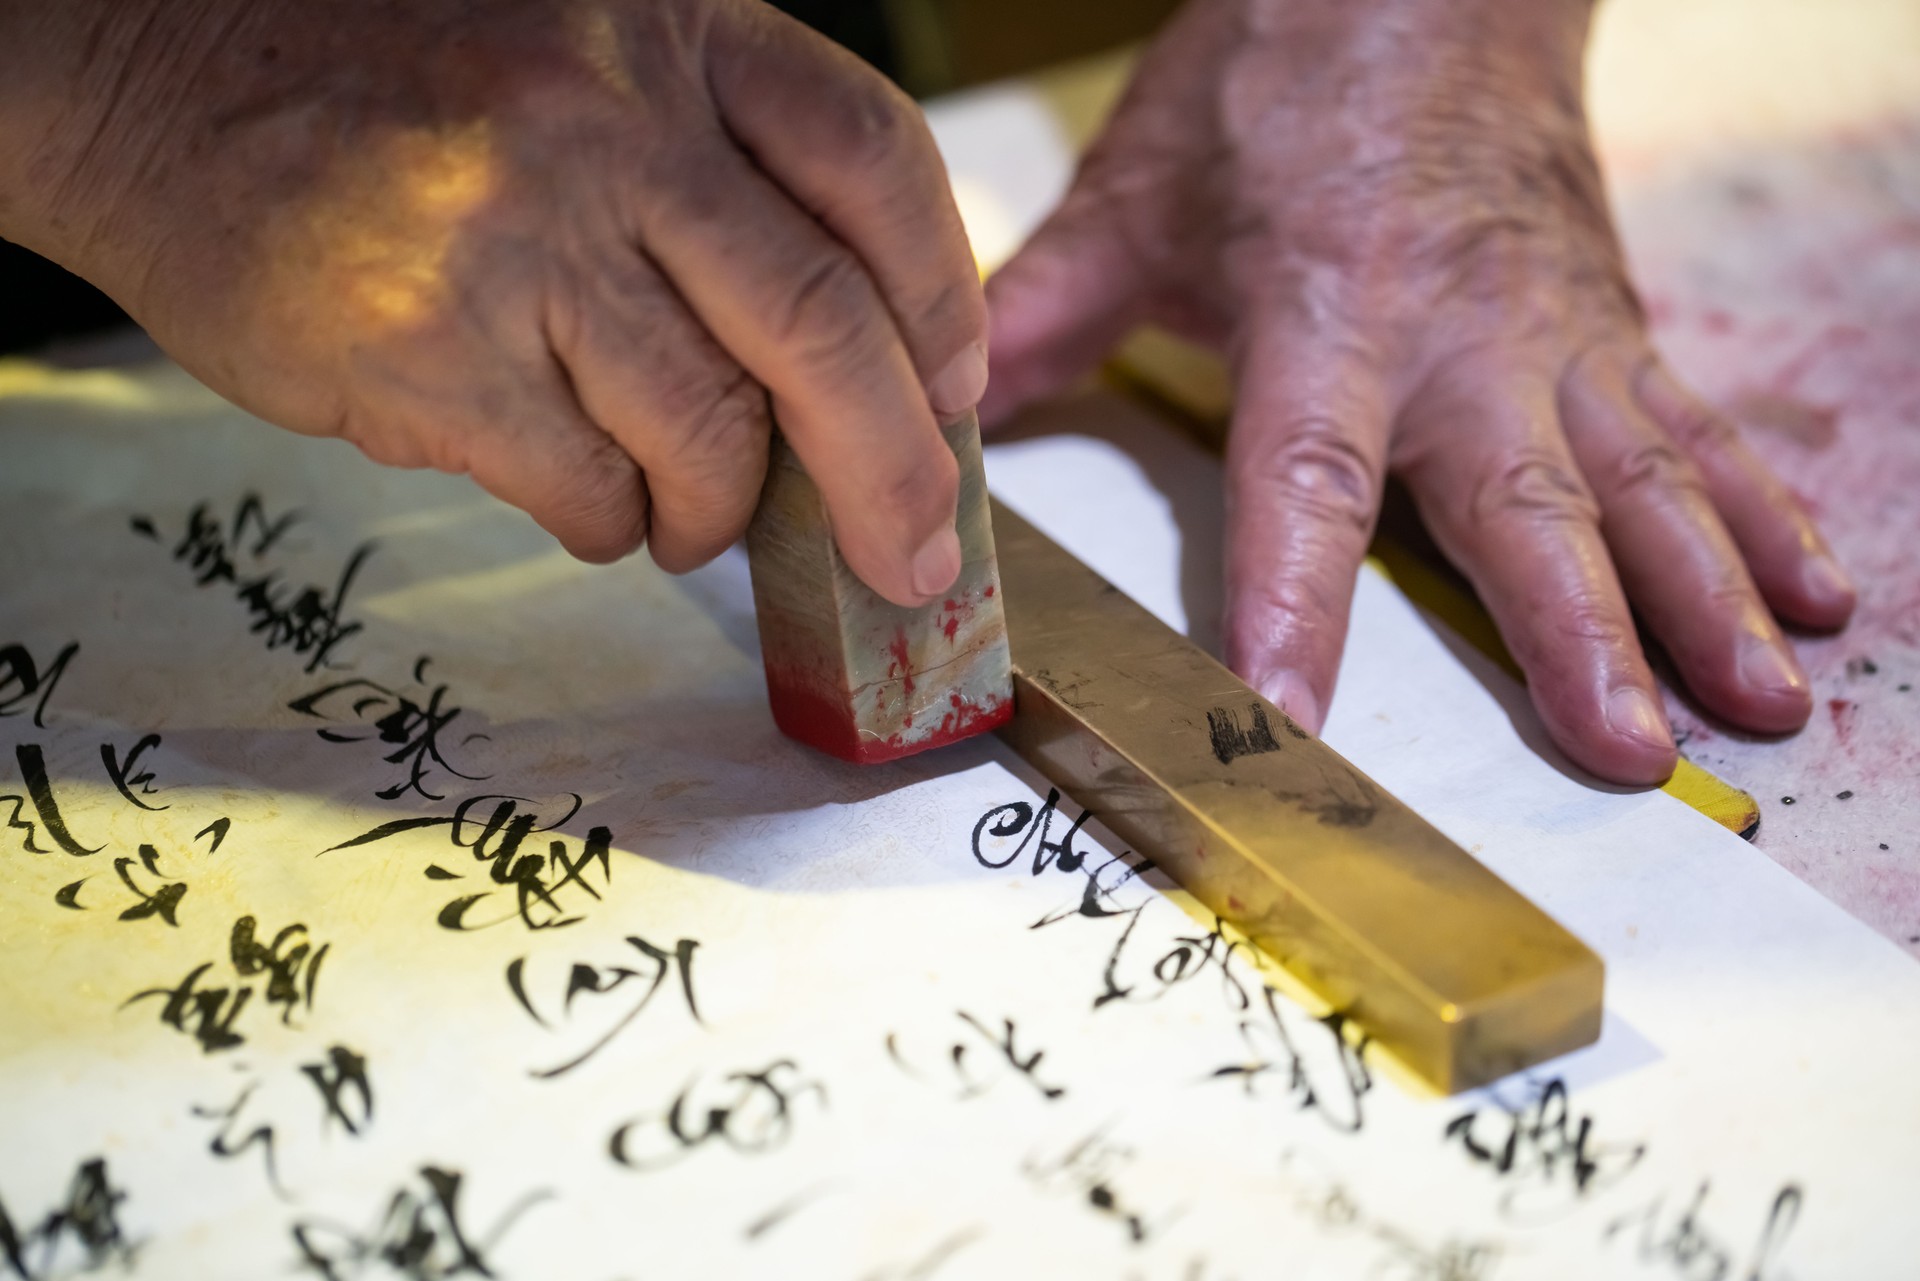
[991,504,1603,1093]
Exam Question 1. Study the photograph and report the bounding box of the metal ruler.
[991,503,1602,1094]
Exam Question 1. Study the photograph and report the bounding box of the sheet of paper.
[3,359,1918,1280]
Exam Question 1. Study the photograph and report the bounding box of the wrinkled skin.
[0,0,987,607]
[985,0,1854,784]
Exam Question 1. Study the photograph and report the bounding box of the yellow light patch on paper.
[0,361,163,412]
[1150,880,1448,1101]
[0,769,711,1066]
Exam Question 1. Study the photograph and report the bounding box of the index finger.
[1224,315,1394,735]
[708,4,989,419]
[632,135,959,607]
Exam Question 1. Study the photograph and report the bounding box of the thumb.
[982,181,1146,426]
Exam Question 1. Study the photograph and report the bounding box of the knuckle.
[557,458,647,563]
[488,35,638,128]
[1635,361,1742,456]
[1606,441,1707,502]
[771,250,888,369]
[1697,570,1762,618]
[659,365,770,472]
[1509,592,1634,672]
[1544,595,1635,655]
[1468,447,1600,530]
[1241,422,1379,533]
[819,78,921,172]
[1663,398,1741,456]
[912,278,988,357]
[1426,212,1537,273]
[652,143,733,227]
[1238,576,1344,641]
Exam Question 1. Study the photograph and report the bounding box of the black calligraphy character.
[1372,1232,1500,1281]
[1604,1180,1804,1281]
[609,1061,826,1171]
[113,844,187,925]
[302,1045,375,1137]
[165,496,370,672]
[1015,811,1268,1022]
[100,734,168,811]
[1068,909,1254,1015]
[438,820,613,933]
[979,794,1180,1011]
[956,1011,1066,1100]
[191,1050,372,1200]
[326,793,613,932]
[174,495,300,576]
[171,502,234,584]
[170,500,262,586]
[191,1082,286,1198]
[288,658,490,801]
[172,502,238,584]
[1116,917,1255,1011]
[887,1012,1066,1102]
[230,916,329,1026]
[1028,844,1153,930]
[1212,987,1371,1134]
[1,744,102,856]
[0,1157,137,1280]
[972,788,1094,878]
[0,642,78,730]
[234,549,372,673]
[124,962,252,1053]
[1280,1153,1501,1281]
[1023,1129,1179,1246]
[740,1184,840,1242]
[168,495,299,584]
[291,1167,550,1281]
[1445,1077,1645,1218]
[505,935,702,1078]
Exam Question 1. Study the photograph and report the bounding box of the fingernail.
[1605,687,1672,749]
[927,343,989,419]
[1802,554,1855,607]
[1258,669,1322,736]
[910,525,962,599]
[1739,633,1808,697]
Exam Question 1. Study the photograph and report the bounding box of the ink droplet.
[1837,790,1854,800]
[1781,796,1796,805]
